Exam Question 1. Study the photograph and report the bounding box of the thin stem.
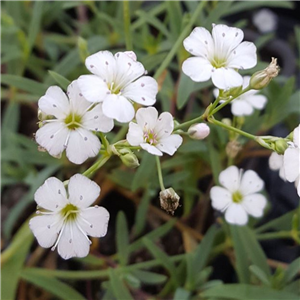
[208,117,257,140]
[156,156,165,191]
[173,115,205,132]
[209,95,222,114]
[98,132,109,150]
[123,1,133,50]
[256,231,294,241]
[211,86,251,115]
[82,155,111,178]
[153,1,206,80]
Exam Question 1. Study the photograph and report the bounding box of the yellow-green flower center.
[108,82,121,95]
[210,56,227,69]
[60,203,79,222]
[143,129,158,145]
[64,113,82,130]
[232,191,243,203]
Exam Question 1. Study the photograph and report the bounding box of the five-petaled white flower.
[29,174,109,260]
[36,80,114,164]
[283,125,300,196]
[182,24,257,90]
[210,166,267,225]
[77,50,158,123]
[214,76,267,116]
[126,107,183,156]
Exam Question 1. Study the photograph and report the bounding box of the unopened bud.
[273,139,289,155]
[188,123,210,140]
[119,149,140,168]
[124,51,137,61]
[159,188,180,215]
[250,57,279,90]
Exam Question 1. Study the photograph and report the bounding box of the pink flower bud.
[124,51,137,61]
[188,123,210,140]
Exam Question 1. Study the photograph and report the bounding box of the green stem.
[153,1,206,80]
[209,95,222,114]
[123,1,133,50]
[156,156,165,190]
[174,115,205,131]
[208,117,257,140]
[82,154,111,178]
[211,86,251,115]
[21,254,185,280]
[256,231,295,241]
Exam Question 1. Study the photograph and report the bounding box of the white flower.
[77,50,158,123]
[269,152,286,181]
[214,76,267,116]
[126,107,183,156]
[210,166,267,225]
[182,24,257,90]
[29,174,109,260]
[253,9,278,33]
[36,81,114,164]
[283,125,300,196]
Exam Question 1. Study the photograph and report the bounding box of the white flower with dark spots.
[284,125,300,196]
[36,80,114,164]
[77,50,158,123]
[269,152,286,181]
[29,174,109,260]
[126,107,183,156]
[182,24,257,90]
[214,76,267,116]
[210,166,267,225]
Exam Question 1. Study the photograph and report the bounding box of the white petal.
[67,80,92,114]
[242,194,267,218]
[219,166,241,192]
[182,57,212,82]
[154,112,174,139]
[38,86,70,119]
[140,143,162,156]
[156,135,182,156]
[136,107,158,129]
[68,174,101,208]
[115,52,145,86]
[66,129,100,164]
[34,177,68,211]
[293,125,300,147]
[212,67,243,90]
[240,170,264,195]
[35,122,69,157]
[183,26,214,57]
[57,222,90,259]
[225,204,248,225]
[122,76,157,106]
[231,99,254,116]
[85,50,116,82]
[29,214,62,248]
[78,206,109,237]
[210,186,232,211]
[269,152,284,171]
[227,42,257,69]
[102,94,135,123]
[246,94,267,110]
[212,24,244,55]
[284,147,300,183]
[82,103,114,133]
[296,176,300,197]
[77,75,109,103]
[126,122,144,146]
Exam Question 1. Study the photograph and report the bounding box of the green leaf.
[283,257,300,284]
[116,211,130,266]
[48,70,71,90]
[20,269,85,300]
[230,226,271,283]
[143,238,179,285]
[2,74,47,95]
[249,265,271,286]
[27,1,43,51]
[109,269,134,300]
[131,270,167,285]
[1,220,34,300]
[173,287,191,300]
[201,283,298,300]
